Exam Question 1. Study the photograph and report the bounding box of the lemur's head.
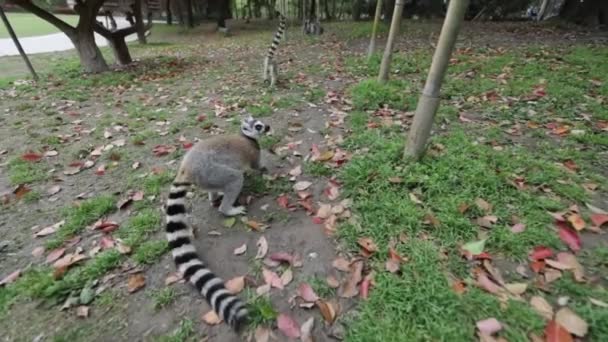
[241,115,270,139]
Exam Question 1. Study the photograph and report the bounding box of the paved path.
[0,17,138,57]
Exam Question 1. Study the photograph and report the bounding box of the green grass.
[246,292,277,328]
[117,208,162,247]
[0,13,79,38]
[7,157,48,185]
[134,240,168,265]
[46,195,116,249]
[155,319,195,342]
[349,78,412,111]
[151,288,177,310]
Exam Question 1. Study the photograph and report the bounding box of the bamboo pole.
[404,0,469,160]
[0,5,38,81]
[377,0,404,83]
[367,0,382,60]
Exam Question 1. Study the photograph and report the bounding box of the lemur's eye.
[254,124,264,131]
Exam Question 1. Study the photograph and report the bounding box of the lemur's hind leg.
[219,172,245,216]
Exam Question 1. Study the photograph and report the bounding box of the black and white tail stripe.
[266,12,286,60]
[165,182,248,330]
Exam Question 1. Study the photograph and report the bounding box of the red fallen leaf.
[262,268,283,289]
[298,283,319,302]
[269,252,302,267]
[46,247,66,264]
[530,260,546,273]
[182,142,193,150]
[558,227,581,252]
[53,252,87,270]
[545,320,573,342]
[590,214,608,227]
[277,313,301,338]
[312,216,324,224]
[196,114,207,122]
[360,273,373,299]
[562,160,578,172]
[451,280,467,295]
[13,184,31,199]
[93,220,119,233]
[100,236,115,249]
[0,269,21,286]
[152,145,175,157]
[476,271,502,294]
[21,152,42,162]
[530,246,553,261]
[95,165,106,176]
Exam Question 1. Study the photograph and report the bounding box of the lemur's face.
[241,116,270,139]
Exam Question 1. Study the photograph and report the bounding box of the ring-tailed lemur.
[165,116,270,331]
[263,11,286,87]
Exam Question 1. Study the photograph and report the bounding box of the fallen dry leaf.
[233,243,247,255]
[476,215,498,228]
[127,273,146,293]
[202,310,222,325]
[339,260,363,298]
[590,213,608,227]
[255,236,268,259]
[567,214,586,231]
[504,283,528,295]
[475,198,493,213]
[293,181,312,192]
[530,296,554,320]
[530,246,553,261]
[76,305,89,318]
[326,274,340,288]
[589,298,608,308]
[225,276,245,294]
[357,237,378,256]
[0,269,21,286]
[360,272,373,299]
[165,273,182,286]
[476,271,502,294]
[316,299,338,324]
[298,283,319,303]
[545,320,573,342]
[31,246,45,257]
[281,269,293,286]
[21,152,42,162]
[476,318,502,335]
[332,257,351,272]
[52,252,87,270]
[46,247,66,264]
[263,268,283,289]
[254,326,271,342]
[558,226,581,252]
[34,220,65,237]
[277,313,301,338]
[555,307,588,337]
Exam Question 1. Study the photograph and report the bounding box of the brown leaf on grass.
[316,300,338,324]
[298,283,319,302]
[530,246,553,261]
[482,260,505,286]
[277,313,301,338]
[357,237,377,256]
[360,272,373,299]
[127,273,146,293]
[475,198,493,213]
[556,252,585,282]
[408,192,423,205]
[325,180,340,200]
[544,268,562,284]
[152,144,175,157]
[255,236,268,259]
[0,269,21,286]
[281,269,293,286]
[530,296,554,320]
[316,203,332,219]
[555,308,588,337]
[385,247,405,273]
[332,257,351,272]
[476,215,498,228]
[338,260,363,298]
[21,152,43,162]
[225,276,245,294]
[202,310,222,325]
[545,320,573,342]
[476,271,502,294]
[13,185,31,199]
[254,326,270,342]
[46,247,66,264]
[558,226,581,252]
[451,280,467,295]
[53,253,87,270]
[504,283,528,295]
[245,219,268,232]
[93,220,119,233]
[326,274,340,288]
[293,181,312,192]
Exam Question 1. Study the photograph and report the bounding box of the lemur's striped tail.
[267,12,286,60]
[165,182,248,330]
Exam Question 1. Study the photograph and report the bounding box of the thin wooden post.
[367,0,383,60]
[404,0,469,160]
[377,0,405,83]
[0,5,38,80]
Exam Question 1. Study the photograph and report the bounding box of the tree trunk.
[383,0,395,23]
[107,35,133,65]
[133,0,147,43]
[368,0,383,60]
[167,0,173,24]
[352,0,362,20]
[73,29,109,73]
[186,0,194,27]
[537,0,550,20]
[404,0,469,160]
[377,0,404,83]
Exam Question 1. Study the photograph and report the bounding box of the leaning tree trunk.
[367,0,383,60]
[107,35,133,65]
[404,0,469,160]
[133,0,147,43]
[378,0,404,83]
[73,27,108,73]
